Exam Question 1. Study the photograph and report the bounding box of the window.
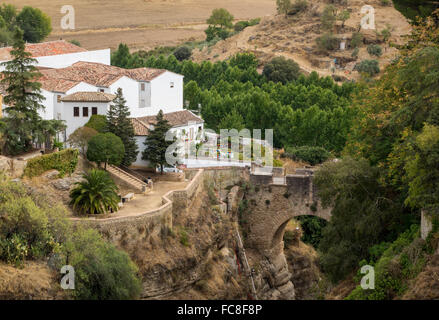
[141,83,145,91]
[99,89,104,93]
[92,107,98,115]
[190,128,194,140]
[57,95,61,103]
[83,107,89,117]
[73,107,79,117]
[170,82,174,88]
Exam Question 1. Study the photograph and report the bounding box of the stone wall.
[73,169,205,245]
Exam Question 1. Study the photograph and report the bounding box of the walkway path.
[107,180,188,218]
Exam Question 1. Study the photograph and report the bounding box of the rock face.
[51,174,84,191]
[0,156,26,178]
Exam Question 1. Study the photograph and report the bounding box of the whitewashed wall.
[61,101,110,140]
[150,72,184,115]
[132,136,150,168]
[109,76,141,117]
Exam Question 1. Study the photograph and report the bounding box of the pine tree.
[0,28,44,155]
[142,110,173,174]
[107,88,138,166]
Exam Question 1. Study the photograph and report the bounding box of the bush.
[173,46,192,61]
[380,0,391,6]
[351,47,359,58]
[61,227,142,300]
[263,56,301,84]
[205,25,231,41]
[367,44,383,57]
[290,0,308,14]
[24,149,79,178]
[321,5,336,30]
[354,59,380,76]
[316,33,339,51]
[350,32,363,48]
[284,146,331,165]
[234,19,260,32]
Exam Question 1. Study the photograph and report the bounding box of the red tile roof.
[0,40,87,61]
[60,91,116,102]
[132,110,204,136]
[38,61,167,92]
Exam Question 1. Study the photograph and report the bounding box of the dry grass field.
[12,0,276,51]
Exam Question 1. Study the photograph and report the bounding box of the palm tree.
[70,169,120,215]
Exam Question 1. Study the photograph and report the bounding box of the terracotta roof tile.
[132,110,204,136]
[0,40,87,61]
[38,61,168,92]
[60,91,116,102]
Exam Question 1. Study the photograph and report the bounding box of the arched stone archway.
[243,174,331,299]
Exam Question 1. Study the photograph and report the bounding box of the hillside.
[192,0,412,80]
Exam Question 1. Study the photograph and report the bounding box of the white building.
[0,40,204,169]
[0,40,110,71]
[131,110,204,168]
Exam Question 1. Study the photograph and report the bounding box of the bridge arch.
[242,171,331,299]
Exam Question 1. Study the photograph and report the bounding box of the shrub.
[284,146,331,165]
[380,0,391,6]
[316,32,339,51]
[350,32,363,48]
[24,148,79,178]
[367,44,383,57]
[354,59,380,76]
[173,46,192,61]
[351,47,359,58]
[179,228,190,247]
[60,227,142,300]
[263,56,301,84]
[233,19,260,32]
[290,0,308,14]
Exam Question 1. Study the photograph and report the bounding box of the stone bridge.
[243,166,331,299]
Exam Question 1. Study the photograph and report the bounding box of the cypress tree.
[107,88,138,166]
[142,110,173,174]
[0,28,44,155]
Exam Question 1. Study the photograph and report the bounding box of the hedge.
[24,149,79,178]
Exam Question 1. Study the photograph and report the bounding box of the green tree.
[0,28,44,155]
[69,169,120,215]
[142,110,173,174]
[86,133,125,169]
[85,114,108,133]
[262,56,301,84]
[314,158,412,282]
[16,6,51,43]
[207,8,234,29]
[111,43,131,68]
[337,9,350,29]
[107,88,138,166]
[321,5,337,31]
[173,46,192,61]
[219,109,245,131]
[354,59,380,76]
[68,126,98,155]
